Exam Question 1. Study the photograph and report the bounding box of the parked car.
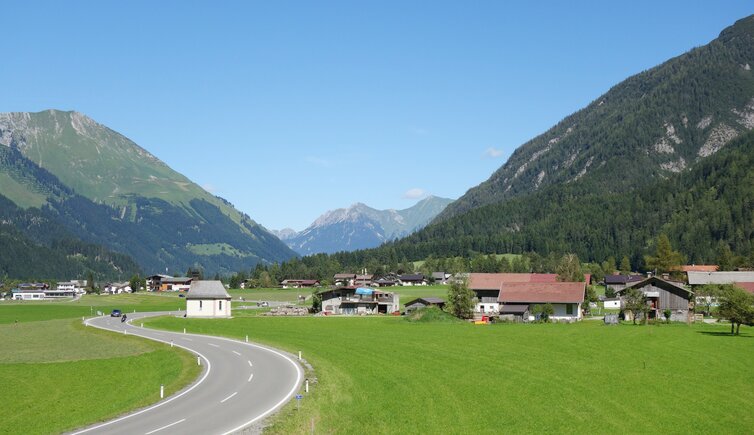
[110,309,122,317]
[257,301,269,307]
[178,294,185,298]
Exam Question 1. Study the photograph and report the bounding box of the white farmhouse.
[186,280,231,318]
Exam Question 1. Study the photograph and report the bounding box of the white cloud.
[484,147,504,158]
[403,188,428,199]
[410,126,429,136]
[305,156,333,167]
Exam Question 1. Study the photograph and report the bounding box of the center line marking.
[248,373,254,382]
[248,360,253,367]
[232,351,241,356]
[144,418,185,434]
[208,343,220,347]
[220,392,237,403]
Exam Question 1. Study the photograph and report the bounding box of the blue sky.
[1,1,752,230]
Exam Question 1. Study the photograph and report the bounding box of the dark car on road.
[110,309,122,317]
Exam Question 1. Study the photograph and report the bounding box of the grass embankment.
[145,315,754,434]
[0,296,201,435]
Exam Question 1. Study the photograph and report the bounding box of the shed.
[403,297,446,313]
[186,280,231,318]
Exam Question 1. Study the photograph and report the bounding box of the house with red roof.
[498,282,586,321]
[467,273,587,320]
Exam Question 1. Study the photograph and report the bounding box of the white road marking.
[208,343,220,347]
[144,418,185,434]
[220,392,238,403]
[248,360,253,367]
[248,373,254,382]
[232,350,241,356]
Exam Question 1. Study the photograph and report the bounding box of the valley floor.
[144,315,754,434]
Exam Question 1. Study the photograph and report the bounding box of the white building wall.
[475,302,500,314]
[186,298,231,318]
[550,303,582,320]
[604,300,621,309]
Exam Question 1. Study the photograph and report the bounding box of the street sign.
[296,394,303,400]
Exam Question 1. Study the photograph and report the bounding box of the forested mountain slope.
[438,15,754,221]
[346,129,754,269]
[0,110,296,276]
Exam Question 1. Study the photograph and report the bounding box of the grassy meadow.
[0,295,201,435]
[145,315,754,434]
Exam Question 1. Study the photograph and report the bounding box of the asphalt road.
[73,312,303,435]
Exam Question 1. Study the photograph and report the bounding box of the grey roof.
[432,272,448,279]
[404,297,445,306]
[499,304,529,314]
[187,280,231,299]
[687,271,754,285]
[604,274,644,285]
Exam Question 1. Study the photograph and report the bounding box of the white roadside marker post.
[160,384,164,399]
[305,379,309,393]
[197,356,201,366]
[298,351,302,361]
[170,340,174,348]
[245,335,248,343]
[183,328,186,334]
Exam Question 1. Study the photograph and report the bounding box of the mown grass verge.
[0,308,201,434]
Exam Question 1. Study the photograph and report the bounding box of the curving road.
[72,312,302,435]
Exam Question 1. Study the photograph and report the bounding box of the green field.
[0,296,201,435]
[0,293,187,323]
[145,315,754,434]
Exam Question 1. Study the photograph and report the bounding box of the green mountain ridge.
[438,14,754,222]
[0,111,296,277]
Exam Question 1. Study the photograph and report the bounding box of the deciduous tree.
[446,279,475,319]
[718,285,754,335]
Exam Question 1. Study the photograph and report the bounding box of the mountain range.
[329,14,754,269]
[0,110,296,279]
[273,196,453,255]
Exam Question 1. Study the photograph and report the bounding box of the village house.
[604,274,644,293]
[373,277,398,287]
[616,276,694,322]
[431,272,452,285]
[147,274,172,292]
[399,274,426,286]
[687,271,754,287]
[104,282,132,294]
[280,279,321,289]
[160,277,193,291]
[468,273,559,314]
[186,280,231,318]
[354,274,374,287]
[317,287,400,315]
[498,282,586,321]
[404,297,445,313]
[333,273,357,286]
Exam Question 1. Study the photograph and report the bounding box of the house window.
[219,300,223,311]
[566,304,573,315]
[199,300,203,310]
